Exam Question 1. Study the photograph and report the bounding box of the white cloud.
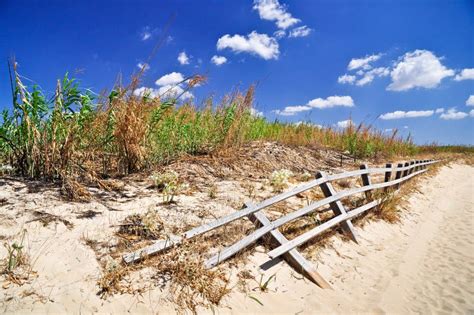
[348,54,382,71]
[217,31,279,60]
[133,87,159,98]
[288,25,312,38]
[294,121,322,129]
[135,71,197,101]
[470,109,474,118]
[355,67,390,86]
[387,50,454,91]
[157,85,193,100]
[435,108,445,114]
[338,74,356,84]
[137,62,150,71]
[155,72,185,86]
[307,95,354,109]
[273,105,311,116]
[466,95,474,106]
[454,68,474,81]
[274,95,354,116]
[211,55,227,66]
[274,30,286,39]
[140,26,153,41]
[178,51,190,65]
[253,0,300,30]
[336,119,353,128]
[133,85,193,101]
[440,108,468,120]
[250,107,263,117]
[380,110,434,120]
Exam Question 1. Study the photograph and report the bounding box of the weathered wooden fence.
[123,159,438,288]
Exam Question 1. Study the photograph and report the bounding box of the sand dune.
[1,163,473,314]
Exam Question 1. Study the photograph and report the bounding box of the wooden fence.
[123,159,438,288]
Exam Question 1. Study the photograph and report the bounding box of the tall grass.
[0,66,418,185]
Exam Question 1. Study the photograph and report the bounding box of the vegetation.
[0,62,423,193]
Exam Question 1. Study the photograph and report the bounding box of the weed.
[256,273,276,292]
[270,169,293,192]
[150,170,187,203]
[208,184,218,199]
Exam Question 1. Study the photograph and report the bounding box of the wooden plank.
[360,164,372,199]
[124,161,437,263]
[205,168,428,268]
[268,199,383,259]
[317,171,359,243]
[245,202,331,289]
[123,176,328,263]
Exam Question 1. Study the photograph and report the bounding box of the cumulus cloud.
[338,54,387,86]
[211,55,227,66]
[177,51,190,65]
[155,72,185,86]
[454,68,474,81]
[250,107,263,117]
[439,108,468,120]
[470,109,474,118]
[157,84,193,100]
[274,30,286,39]
[336,120,353,128]
[273,105,311,116]
[217,31,279,60]
[338,74,356,84]
[273,95,354,116]
[133,87,159,98]
[387,50,454,91]
[435,108,445,114]
[380,110,434,120]
[137,62,150,71]
[355,67,390,86]
[307,96,354,109]
[134,71,196,101]
[294,121,322,129]
[288,25,312,38]
[466,95,474,106]
[253,0,300,29]
[348,54,382,71]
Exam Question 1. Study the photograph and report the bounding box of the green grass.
[0,65,427,186]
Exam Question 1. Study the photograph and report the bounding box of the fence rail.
[123,159,438,288]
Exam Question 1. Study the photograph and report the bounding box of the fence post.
[409,161,415,174]
[246,202,332,289]
[359,164,372,199]
[384,163,392,192]
[402,161,410,177]
[395,162,404,189]
[316,171,359,243]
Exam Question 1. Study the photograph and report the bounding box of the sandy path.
[218,163,474,314]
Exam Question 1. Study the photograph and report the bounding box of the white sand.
[218,163,474,314]
[1,163,473,314]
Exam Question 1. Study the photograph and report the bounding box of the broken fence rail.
[123,159,438,287]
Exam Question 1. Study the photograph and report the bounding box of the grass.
[0,63,424,198]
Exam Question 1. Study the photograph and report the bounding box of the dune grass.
[0,63,420,189]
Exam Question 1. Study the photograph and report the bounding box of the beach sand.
[1,163,473,314]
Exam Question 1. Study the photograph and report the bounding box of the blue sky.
[1,0,473,144]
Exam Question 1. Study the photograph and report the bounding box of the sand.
[1,163,473,314]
